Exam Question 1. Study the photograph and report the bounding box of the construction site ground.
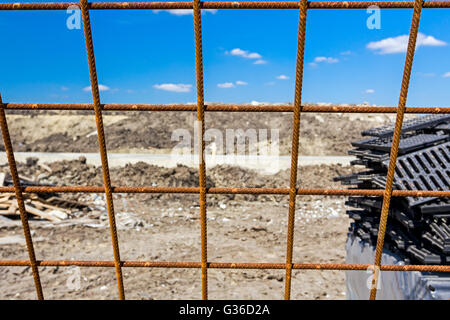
[0,109,403,299]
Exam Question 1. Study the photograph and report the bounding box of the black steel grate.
[434,123,450,133]
[362,114,450,137]
[339,114,450,265]
[352,133,449,155]
[386,142,450,206]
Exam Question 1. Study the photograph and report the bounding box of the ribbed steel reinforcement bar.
[193,0,209,300]
[369,0,423,301]
[1,1,450,11]
[79,0,125,300]
[284,0,308,300]
[0,95,44,300]
[2,260,450,272]
[0,186,448,197]
[2,103,450,113]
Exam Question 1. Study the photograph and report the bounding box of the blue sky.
[0,1,450,107]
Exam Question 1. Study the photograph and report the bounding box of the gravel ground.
[0,162,357,300]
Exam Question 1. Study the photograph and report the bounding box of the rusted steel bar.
[0,95,44,300]
[1,260,450,272]
[0,186,448,197]
[3,102,450,113]
[285,0,308,300]
[193,0,208,300]
[370,0,423,301]
[79,0,125,300]
[2,1,450,11]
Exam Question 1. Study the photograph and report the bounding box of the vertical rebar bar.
[369,0,423,300]
[79,0,125,300]
[284,0,308,300]
[193,0,208,300]
[0,94,44,300]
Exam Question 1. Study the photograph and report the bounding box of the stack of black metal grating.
[336,114,450,265]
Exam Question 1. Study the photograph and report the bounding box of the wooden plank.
[31,200,71,214]
[0,172,5,187]
[0,194,15,203]
[0,210,17,216]
[24,205,61,222]
[0,203,10,209]
[0,203,17,216]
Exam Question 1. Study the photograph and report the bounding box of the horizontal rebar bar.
[1,1,450,11]
[2,103,450,113]
[1,260,450,272]
[0,186,448,197]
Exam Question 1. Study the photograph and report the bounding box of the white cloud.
[365,89,375,94]
[276,75,289,80]
[314,56,339,64]
[367,33,446,54]
[217,82,235,88]
[265,81,275,86]
[217,81,248,88]
[443,72,450,78]
[340,50,352,55]
[228,48,267,64]
[229,48,262,59]
[61,86,69,91]
[83,84,110,92]
[309,57,338,67]
[153,9,217,16]
[153,83,192,92]
[253,59,267,65]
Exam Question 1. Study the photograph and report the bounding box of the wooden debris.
[0,171,89,222]
[0,192,88,222]
[0,172,5,187]
[25,205,61,222]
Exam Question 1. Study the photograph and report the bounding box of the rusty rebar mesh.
[1,1,450,301]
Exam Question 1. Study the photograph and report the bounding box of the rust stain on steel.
[193,0,209,300]
[79,0,125,300]
[0,186,449,197]
[370,0,424,301]
[0,95,44,300]
[1,260,450,273]
[284,0,308,300]
[3,102,450,114]
[2,2,450,11]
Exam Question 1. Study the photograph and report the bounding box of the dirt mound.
[0,109,399,155]
[0,157,357,207]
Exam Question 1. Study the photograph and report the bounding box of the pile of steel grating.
[336,114,450,265]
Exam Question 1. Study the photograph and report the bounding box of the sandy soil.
[0,199,350,300]
[0,162,357,300]
[0,108,407,300]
